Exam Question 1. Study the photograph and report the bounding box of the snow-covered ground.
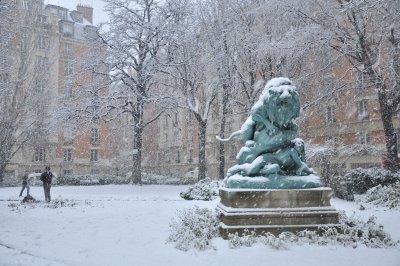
[0,185,399,266]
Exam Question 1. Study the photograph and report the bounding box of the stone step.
[217,204,340,226]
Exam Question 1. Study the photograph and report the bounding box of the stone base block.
[217,187,340,239]
[220,187,334,208]
[225,174,321,189]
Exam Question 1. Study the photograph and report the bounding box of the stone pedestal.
[217,187,340,239]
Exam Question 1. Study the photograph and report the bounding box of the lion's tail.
[216,131,241,142]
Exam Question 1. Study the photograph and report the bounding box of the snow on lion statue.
[217,77,315,180]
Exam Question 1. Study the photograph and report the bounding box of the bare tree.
[162,0,218,180]
[297,0,400,171]
[206,0,315,178]
[189,0,238,179]
[89,0,174,184]
[225,0,304,111]
[0,0,53,181]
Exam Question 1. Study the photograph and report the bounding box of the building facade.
[141,68,390,181]
[3,1,110,184]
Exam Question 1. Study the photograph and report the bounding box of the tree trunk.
[218,136,225,180]
[218,90,229,179]
[132,126,143,185]
[378,89,399,171]
[198,120,207,181]
[0,163,6,183]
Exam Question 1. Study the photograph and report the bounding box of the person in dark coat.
[19,170,30,197]
[40,166,53,202]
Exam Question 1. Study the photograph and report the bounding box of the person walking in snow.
[19,170,30,197]
[40,166,53,202]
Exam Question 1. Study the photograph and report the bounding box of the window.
[0,26,8,46]
[188,149,193,163]
[70,11,83,23]
[92,106,101,124]
[164,132,168,142]
[63,148,73,162]
[33,147,46,162]
[326,105,336,123]
[0,56,9,68]
[22,0,29,9]
[63,126,74,144]
[91,128,100,144]
[90,149,99,162]
[35,79,47,92]
[64,61,73,76]
[37,36,49,49]
[92,116,100,124]
[188,112,192,123]
[20,30,28,51]
[35,56,48,71]
[188,130,193,146]
[90,47,100,57]
[61,22,73,36]
[174,112,178,124]
[164,150,170,163]
[227,120,232,132]
[359,132,370,144]
[0,73,9,84]
[38,15,47,24]
[64,43,73,56]
[58,10,68,20]
[64,84,72,97]
[175,151,180,163]
[163,116,168,129]
[357,100,369,120]
[229,145,237,160]
[356,71,369,90]
[84,26,97,39]
[212,108,218,119]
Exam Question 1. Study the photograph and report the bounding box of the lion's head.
[261,77,300,129]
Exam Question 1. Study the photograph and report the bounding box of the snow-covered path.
[0,185,399,266]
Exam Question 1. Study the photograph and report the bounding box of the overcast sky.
[44,0,108,25]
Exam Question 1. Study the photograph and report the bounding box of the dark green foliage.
[57,175,130,186]
[333,168,400,199]
[345,168,400,194]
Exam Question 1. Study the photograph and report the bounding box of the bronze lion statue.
[217,77,316,179]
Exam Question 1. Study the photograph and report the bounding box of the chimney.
[76,4,93,24]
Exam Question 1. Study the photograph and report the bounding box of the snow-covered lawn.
[0,185,399,266]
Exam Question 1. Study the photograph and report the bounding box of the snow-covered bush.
[167,206,220,251]
[337,212,397,248]
[142,173,180,185]
[179,178,220,200]
[227,212,397,249]
[8,197,92,211]
[364,182,400,208]
[46,197,78,208]
[229,231,297,250]
[58,175,130,186]
[344,168,400,194]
